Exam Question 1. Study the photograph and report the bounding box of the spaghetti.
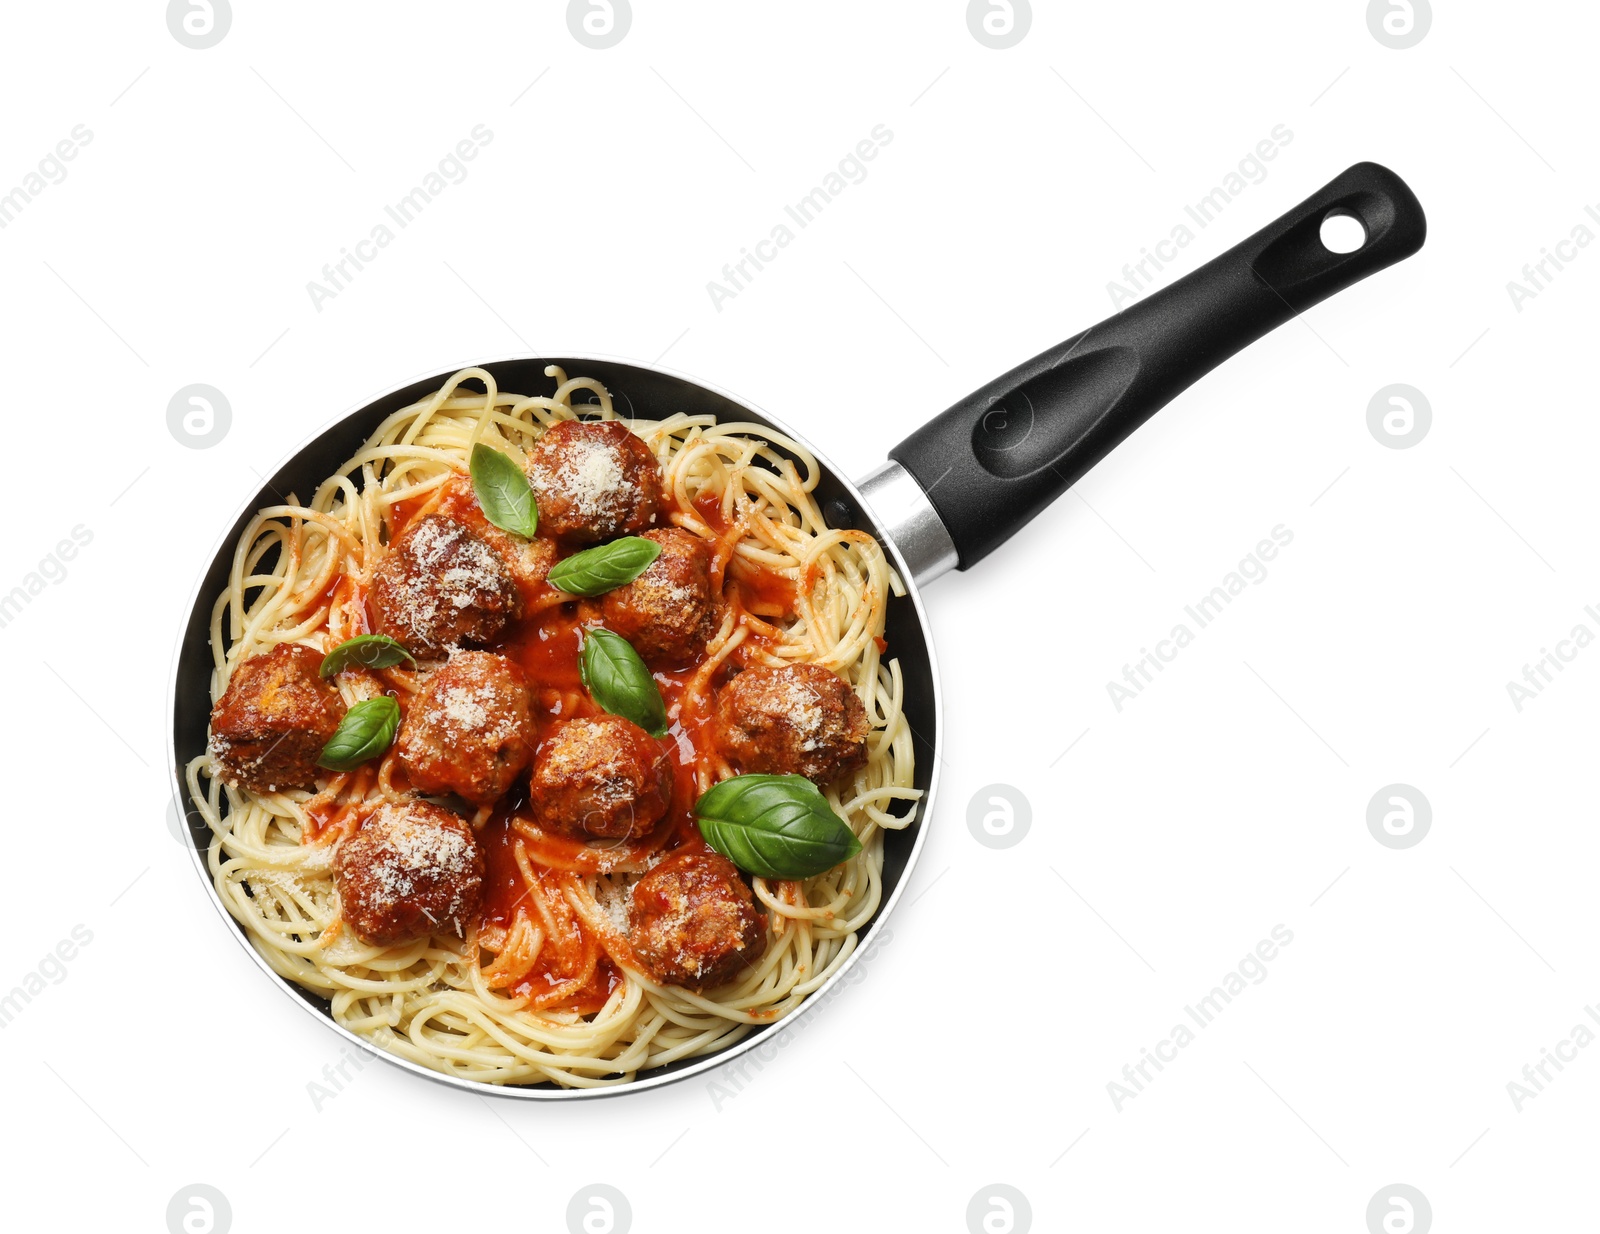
[185,366,918,1088]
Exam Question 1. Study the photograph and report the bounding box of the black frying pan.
[168,162,1425,1098]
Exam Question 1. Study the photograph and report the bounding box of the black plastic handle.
[889,161,1426,569]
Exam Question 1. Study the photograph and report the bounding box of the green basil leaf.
[470,442,538,538]
[319,634,416,678]
[317,696,401,771]
[694,773,862,880]
[579,627,668,737]
[548,536,663,597]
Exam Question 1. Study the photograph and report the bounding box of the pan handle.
[883,161,1426,572]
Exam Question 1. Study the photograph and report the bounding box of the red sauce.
[477,797,532,925]
[691,489,730,533]
[503,608,589,701]
[305,796,348,839]
[494,602,723,846]
[474,802,634,1013]
[388,494,429,537]
[692,490,797,618]
[730,559,797,618]
[319,473,871,1016]
[303,571,340,612]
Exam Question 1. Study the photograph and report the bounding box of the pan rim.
[164,351,943,1101]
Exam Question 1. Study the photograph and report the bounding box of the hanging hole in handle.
[1319,210,1367,254]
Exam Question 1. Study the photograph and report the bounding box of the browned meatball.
[524,419,662,543]
[334,800,485,946]
[395,652,535,807]
[369,514,519,658]
[598,528,718,665]
[715,663,869,785]
[480,521,558,605]
[529,715,672,840]
[209,643,346,794]
[629,850,766,990]
[431,475,558,605]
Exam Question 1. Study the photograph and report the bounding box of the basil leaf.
[579,627,667,737]
[470,443,538,538]
[317,696,401,771]
[694,774,862,880]
[548,536,663,597]
[319,634,416,678]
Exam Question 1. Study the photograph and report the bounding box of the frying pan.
[168,162,1426,1099]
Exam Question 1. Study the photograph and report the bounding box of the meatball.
[480,521,558,606]
[395,652,535,807]
[524,419,662,543]
[431,475,558,605]
[629,850,766,990]
[369,513,519,658]
[599,528,718,665]
[715,663,869,785]
[209,643,346,794]
[334,800,485,946]
[529,715,672,840]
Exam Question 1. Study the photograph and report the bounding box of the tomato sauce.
[692,489,797,619]
[319,474,853,1016]
[730,559,797,618]
[387,493,429,537]
[362,489,727,1013]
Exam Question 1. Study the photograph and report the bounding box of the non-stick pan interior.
[170,357,938,1094]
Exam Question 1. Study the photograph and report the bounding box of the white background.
[1,2,1594,1231]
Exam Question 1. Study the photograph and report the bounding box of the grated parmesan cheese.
[379,516,511,650]
[440,686,489,731]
